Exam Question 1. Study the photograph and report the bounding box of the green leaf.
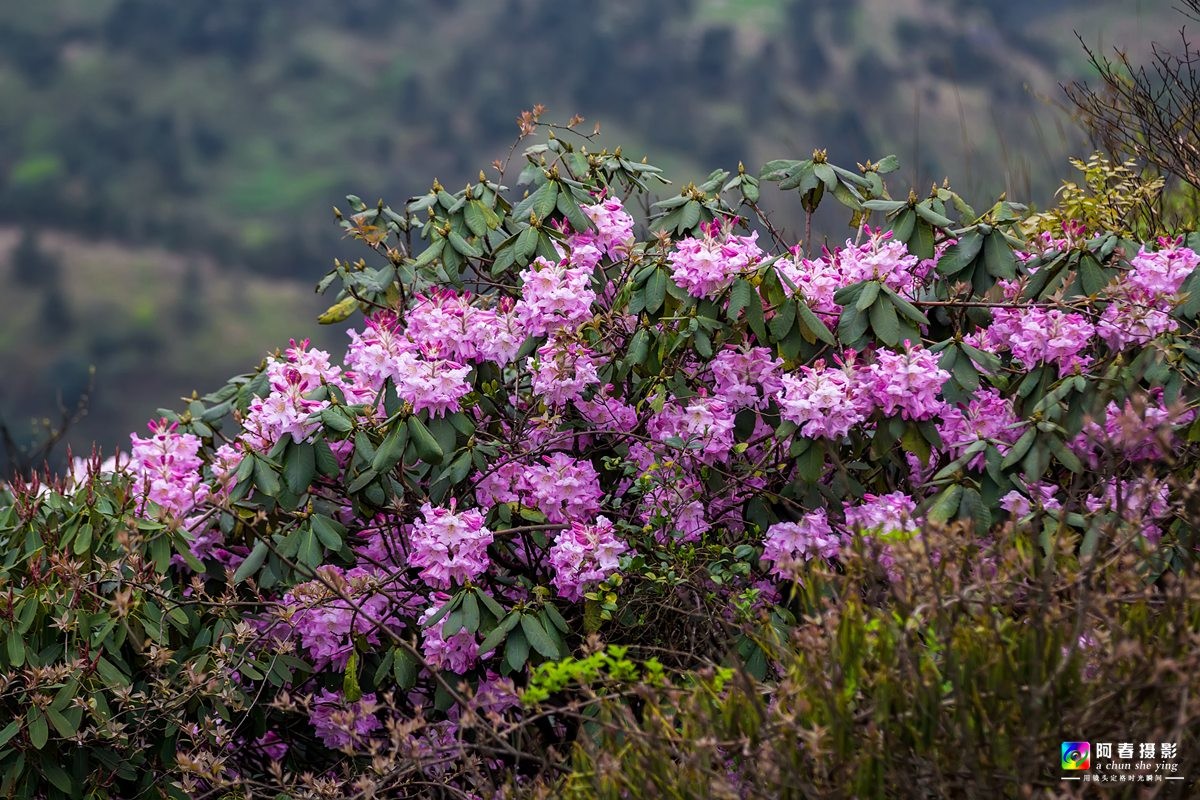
[448,230,482,259]
[927,484,963,524]
[726,278,754,321]
[936,232,983,276]
[72,522,93,556]
[520,614,560,659]
[891,208,916,242]
[318,296,358,325]
[343,649,363,702]
[284,442,317,495]
[298,526,322,569]
[1176,268,1200,318]
[983,232,1016,279]
[311,514,345,549]
[760,159,804,181]
[41,760,73,794]
[234,540,269,583]
[856,280,881,311]
[347,468,378,494]
[394,648,418,690]
[534,181,559,220]
[645,267,669,314]
[515,225,539,261]
[542,603,569,634]
[951,351,979,389]
[7,630,25,667]
[462,592,480,634]
[910,219,935,259]
[253,456,281,498]
[411,239,445,269]
[880,285,930,325]
[505,629,530,672]
[26,708,48,750]
[1077,252,1108,296]
[314,437,340,478]
[913,202,954,229]
[479,612,519,654]
[813,162,837,190]
[371,422,409,474]
[869,297,901,346]
[0,720,19,749]
[838,306,869,344]
[1050,438,1083,473]
[1003,428,1037,469]
[407,415,445,465]
[45,707,77,738]
[464,201,489,238]
[679,200,702,232]
[769,298,797,339]
[796,301,836,345]
[557,190,591,233]
[320,407,354,433]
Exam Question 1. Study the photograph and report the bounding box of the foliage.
[1024,152,1166,238]
[544,523,1200,799]
[2,119,1200,797]
[1065,0,1200,192]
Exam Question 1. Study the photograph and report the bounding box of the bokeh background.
[0,0,1183,464]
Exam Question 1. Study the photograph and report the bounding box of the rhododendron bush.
[3,120,1200,797]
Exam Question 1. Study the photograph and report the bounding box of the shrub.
[2,115,1200,797]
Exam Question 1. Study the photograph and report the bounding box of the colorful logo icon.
[1062,742,1091,770]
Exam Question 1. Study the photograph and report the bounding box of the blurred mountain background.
[0,0,1184,462]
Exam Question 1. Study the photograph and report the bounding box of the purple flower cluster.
[548,516,629,601]
[668,222,763,298]
[407,503,494,588]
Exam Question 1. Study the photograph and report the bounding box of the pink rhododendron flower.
[283,565,397,668]
[421,600,480,674]
[580,195,635,259]
[865,344,949,421]
[668,222,762,298]
[763,509,844,580]
[129,419,208,519]
[648,394,736,461]
[936,388,1023,469]
[984,307,1094,375]
[407,503,494,588]
[776,357,870,439]
[709,345,784,410]
[529,335,600,406]
[515,256,596,336]
[309,690,382,750]
[844,492,919,537]
[522,454,603,524]
[548,516,629,601]
[1073,393,1194,466]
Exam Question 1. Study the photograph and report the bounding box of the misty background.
[0,0,1183,463]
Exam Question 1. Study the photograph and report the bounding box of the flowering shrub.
[2,120,1200,797]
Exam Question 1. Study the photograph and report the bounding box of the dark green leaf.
[234,540,269,583]
[869,297,901,345]
[645,268,669,314]
[520,614,560,659]
[407,415,445,465]
[505,629,530,672]
[372,422,409,474]
[983,232,1016,279]
[284,442,317,495]
[856,280,881,311]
